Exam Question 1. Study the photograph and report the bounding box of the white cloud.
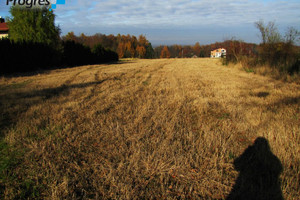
[54,0,300,28]
[2,0,298,44]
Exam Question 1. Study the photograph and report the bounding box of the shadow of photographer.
[226,137,284,200]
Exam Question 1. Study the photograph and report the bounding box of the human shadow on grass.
[226,137,283,200]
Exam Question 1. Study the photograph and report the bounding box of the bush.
[257,42,300,74]
[92,44,119,63]
[0,38,60,74]
[62,40,95,67]
[0,39,119,75]
[224,21,300,80]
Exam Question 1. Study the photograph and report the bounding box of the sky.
[0,0,300,45]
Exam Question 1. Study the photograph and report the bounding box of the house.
[211,48,226,58]
[0,17,9,39]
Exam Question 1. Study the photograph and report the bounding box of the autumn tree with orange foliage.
[62,32,154,59]
[117,42,126,58]
[136,45,146,58]
[136,35,148,58]
[63,31,78,42]
[193,42,201,57]
[160,46,171,58]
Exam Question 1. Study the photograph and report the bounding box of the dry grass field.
[0,58,299,199]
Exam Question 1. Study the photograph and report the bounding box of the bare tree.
[255,20,281,44]
[255,20,267,44]
[285,27,300,45]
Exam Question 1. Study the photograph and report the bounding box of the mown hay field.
[0,58,299,199]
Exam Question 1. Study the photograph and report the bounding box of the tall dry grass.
[0,58,299,199]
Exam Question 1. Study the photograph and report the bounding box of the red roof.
[0,23,9,31]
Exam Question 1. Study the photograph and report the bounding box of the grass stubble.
[0,58,299,199]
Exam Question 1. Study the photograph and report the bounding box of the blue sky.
[1,0,300,45]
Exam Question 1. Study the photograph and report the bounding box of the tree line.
[1,6,118,75]
[153,41,256,59]
[63,32,258,60]
[61,32,155,59]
